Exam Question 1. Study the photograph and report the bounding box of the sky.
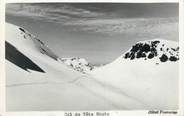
[6,3,179,65]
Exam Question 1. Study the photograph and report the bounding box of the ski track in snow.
[6,75,86,87]
[6,73,149,109]
[74,74,150,109]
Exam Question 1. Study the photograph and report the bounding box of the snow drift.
[6,23,179,110]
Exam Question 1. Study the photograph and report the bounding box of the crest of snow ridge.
[123,39,179,63]
[18,26,59,60]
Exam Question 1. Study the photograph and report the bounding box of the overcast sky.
[6,3,179,64]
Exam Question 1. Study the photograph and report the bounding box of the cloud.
[6,3,178,38]
[6,3,104,23]
[64,17,178,37]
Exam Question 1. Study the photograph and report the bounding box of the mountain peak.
[58,57,94,73]
[123,39,179,63]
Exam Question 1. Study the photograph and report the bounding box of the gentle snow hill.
[91,39,179,109]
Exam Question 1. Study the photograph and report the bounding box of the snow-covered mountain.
[91,39,179,109]
[6,23,94,74]
[6,23,179,110]
[58,57,94,73]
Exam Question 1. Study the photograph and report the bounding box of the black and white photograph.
[5,3,179,111]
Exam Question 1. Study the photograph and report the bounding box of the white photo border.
[0,0,183,116]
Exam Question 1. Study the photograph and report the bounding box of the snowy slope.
[5,23,117,110]
[6,23,94,74]
[6,23,179,110]
[91,39,179,109]
[6,23,149,111]
[6,23,59,61]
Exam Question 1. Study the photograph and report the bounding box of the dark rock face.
[124,53,130,59]
[124,40,160,60]
[136,51,146,58]
[5,41,45,73]
[130,53,135,60]
[123,40,179,63]
[169,56,178,61]
[148,53,154,59]
[19,28,25,33]
[160,54,168,62]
